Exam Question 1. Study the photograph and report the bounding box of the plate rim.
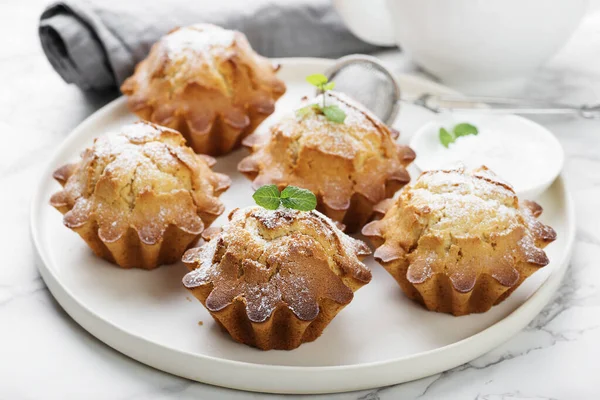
[30,57,575,394]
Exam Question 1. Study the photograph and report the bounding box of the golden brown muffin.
[121,24,286,156]
[50,121,231,269]
[362,166,556,316]
[238,92,415,232]
[182,206,372,350]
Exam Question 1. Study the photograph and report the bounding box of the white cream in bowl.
[409,113,564,200]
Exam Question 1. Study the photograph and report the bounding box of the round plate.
[31,58,574,394]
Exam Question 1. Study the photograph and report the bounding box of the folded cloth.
[39,0,385,91]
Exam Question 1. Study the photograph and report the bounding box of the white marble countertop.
[1,1,599,399]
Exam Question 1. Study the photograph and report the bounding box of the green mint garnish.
[299,73,346,124]
[306,74,329,87]
[453,123,478,137]
[323,81,335,91]
[322,105,347,124]
[439,122,479,148]
[439,127,454,148]
[295,106,313,119]
[252,184,281,210]
[295,104,320,119]
[280,186,318,211]
[253,185,317,211]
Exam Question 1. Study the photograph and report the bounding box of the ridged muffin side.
[362,166,556,316]
[50,121,231,269]
[182,206,372,350]
[121,24,286,156]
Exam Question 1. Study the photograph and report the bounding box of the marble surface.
[1,1,599,399]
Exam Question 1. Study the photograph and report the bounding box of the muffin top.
[182,206,372,322]
[363,167,556,292]
[50,121,230,244]
[162,24,236,61]
[408,167,521,236]
[121,24,286,137]
[239,92,415,211]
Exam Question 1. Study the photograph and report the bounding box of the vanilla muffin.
[121,24,286,156]
[182,206,372,350]
[238,92,415,232]
[50,121,231,269]
[362,166,556,316]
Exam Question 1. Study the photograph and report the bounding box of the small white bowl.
[409,113,564,200]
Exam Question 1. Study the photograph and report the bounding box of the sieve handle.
[413,93,600,119]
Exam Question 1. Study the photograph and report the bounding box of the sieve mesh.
[323,55,401,125]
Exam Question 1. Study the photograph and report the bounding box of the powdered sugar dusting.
[291,92,386,157]
[182,206,370,322]
[184,238,221,287]
[53,121,224,245]
[412,168,520,236]
[371,166,556,312]
[163,25,235,58]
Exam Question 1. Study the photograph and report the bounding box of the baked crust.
[362,166,556,316]
[121,24,286,156]
[182,206,372,350]
[238,92,415,232]
[50,121,231,269]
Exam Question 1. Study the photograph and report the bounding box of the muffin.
[362,166,556,316]
[121,24,286,156]
[238,92,415,232]
[50,121,231,269]
[182,206,372,350]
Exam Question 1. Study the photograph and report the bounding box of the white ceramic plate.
[31,58,574,394]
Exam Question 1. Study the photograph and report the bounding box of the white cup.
[334,0,588,95]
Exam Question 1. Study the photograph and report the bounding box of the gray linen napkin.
[39,0,384,91]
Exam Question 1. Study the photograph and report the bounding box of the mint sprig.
[280,186,317,211]
[296,74,346,124]
[253,185,317,211]
[322,106,346,124]
[439,122,479,148]
[439,128,454,148]
[306,74,328,87]
[251,184,281,210]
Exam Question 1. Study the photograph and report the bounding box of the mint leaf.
[295,105,314,119]
[280,186,317,211]
[439,127,455,148]
[323,81,335,91]
[296,104,322,119]
[253,185,317,212]
[322,105,346,123]
[453,123,478,137]
[253,185,281,210]
[306,74,328,87]
[304,74,345,124]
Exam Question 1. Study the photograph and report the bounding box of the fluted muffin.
[50,121,231,269]
[238,92,415,232]
[362,166,556,316]
[182,206,372,350]
[121,24,286,156]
